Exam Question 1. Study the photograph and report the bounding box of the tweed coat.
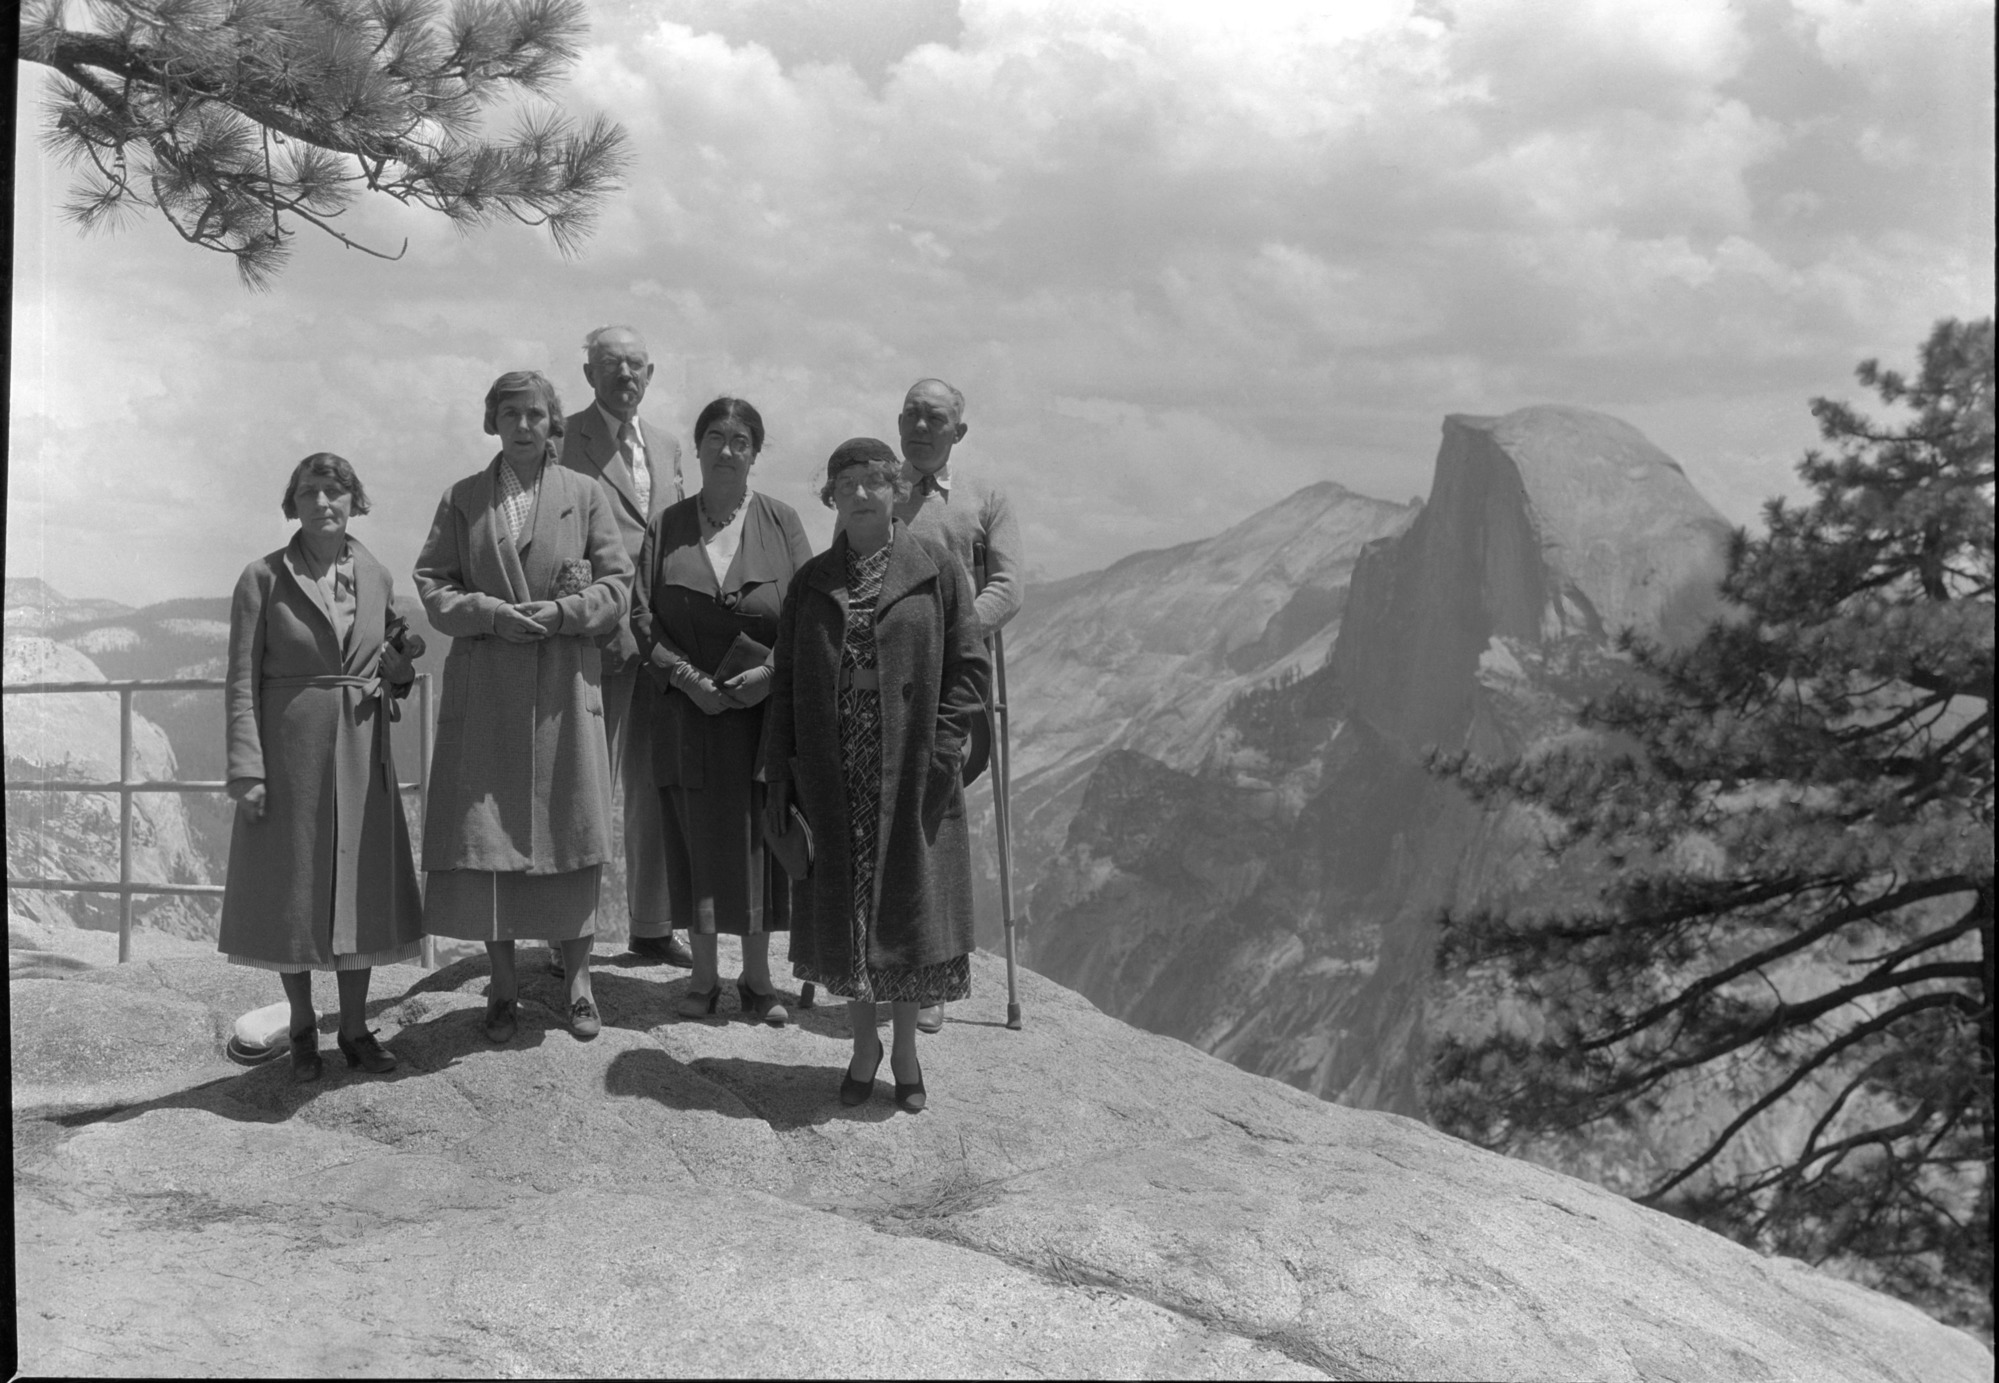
[558,405,682,673]
[761,525,990,974]
[218,535,424,965]
[414,457,632,874]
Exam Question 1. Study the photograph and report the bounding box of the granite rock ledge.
[12,939,1990,1381]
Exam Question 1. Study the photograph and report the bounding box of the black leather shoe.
[289,1026,323,1083]
[841,1050,882,1107]
[337,1029,397,1074]
[630,934,695,967]
[893,1056,926,1113]
[484,997,519,1043]
[678,983,723,1019]
[737,978,789,1027]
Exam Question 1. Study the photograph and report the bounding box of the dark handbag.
[765,803,814,879]
[711,631,772,685]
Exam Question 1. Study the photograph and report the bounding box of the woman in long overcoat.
[761,438,989,1111]
[415,370,632,1043]
[630,397,815,1024]
[219,452,424,1082]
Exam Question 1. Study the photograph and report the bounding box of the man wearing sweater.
[893,377,1023,1032]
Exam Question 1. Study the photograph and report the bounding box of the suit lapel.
[806,534,852,625]
[873,522,936,617]
[279,535,338,641]
[720,494,790,599]
[347,539,392,675]
[520,465,576,597]
[477,457,532,604]
[639,416,681,511]
[586,406,646,526]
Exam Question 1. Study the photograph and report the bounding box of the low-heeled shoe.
[630,934,695,967]
[289,1028,324,1083]
[569,996,602,1040]
[737,979,789,1027]
[841,1052,883,1107]
[337,1029,397,1074]
[916,1005,944,1034]
[484,997,519,1044]
[678,983,722,1019]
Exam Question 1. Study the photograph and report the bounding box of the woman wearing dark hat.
[630,397,815,1023]
[220,452,426,1081]
[414,370,633,1042]
[760,438,990,1111]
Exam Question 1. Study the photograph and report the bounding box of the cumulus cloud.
[7,0,1993,605]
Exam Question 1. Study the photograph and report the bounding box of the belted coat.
[414,457,632,874]
[761,525,990,974]
[217,535,424,965]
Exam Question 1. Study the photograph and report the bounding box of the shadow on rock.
[603,1047,896,1130]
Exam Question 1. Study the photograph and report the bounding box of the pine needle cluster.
[22,0,630,286]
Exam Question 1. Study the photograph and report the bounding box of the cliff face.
[3,635,217,939]
[969,481,1417,947]
[1030,407,1733,1115]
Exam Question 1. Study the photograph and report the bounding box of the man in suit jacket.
[894,376,1024,1033]
[556,324,692,968]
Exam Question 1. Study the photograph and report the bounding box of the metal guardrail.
[4,674,433,963]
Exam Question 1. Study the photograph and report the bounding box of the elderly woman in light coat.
[219,452,425,1082]
[415,370,632,1043]
[761,438,989,1112]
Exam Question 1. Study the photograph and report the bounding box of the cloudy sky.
[8,0,1994,608]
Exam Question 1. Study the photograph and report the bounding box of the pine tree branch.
[1640,992,1965,1203]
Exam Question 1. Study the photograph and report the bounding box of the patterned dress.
[796,536,972,1005]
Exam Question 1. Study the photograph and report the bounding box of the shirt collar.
[909,461,951,497]
[596,402,642,446]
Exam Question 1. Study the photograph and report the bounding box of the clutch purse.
[552,558,594,599]
[765,804,814,879]
[711,631,772,685]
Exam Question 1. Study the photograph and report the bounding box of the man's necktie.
[621,422,650,512]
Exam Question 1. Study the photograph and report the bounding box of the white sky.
[8,0,1994,607]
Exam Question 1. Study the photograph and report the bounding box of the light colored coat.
[414,458,633,874]
[558,405,682,672]
[218,535,424,965]
[761,526,990,974]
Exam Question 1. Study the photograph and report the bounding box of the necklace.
[700,489,747,529]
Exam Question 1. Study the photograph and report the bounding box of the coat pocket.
[922,746,964,835]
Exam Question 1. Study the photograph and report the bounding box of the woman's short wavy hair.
[281,453,371,519]
[819,436,910,508]
[482,370,566,438]
[693,396,765,455]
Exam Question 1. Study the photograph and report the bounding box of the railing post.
[419,673,435,970]
[118,687,134,963]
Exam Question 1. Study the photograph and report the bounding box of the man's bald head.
[583,325,653,422]
[898,378,970,475]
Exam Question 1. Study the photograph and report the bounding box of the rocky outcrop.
[11,936,1988,1381]
[973,482,1416,948]
[1030,408,1733,1114]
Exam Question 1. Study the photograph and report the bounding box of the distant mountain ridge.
[1027,405,1733,1116]
[970,479,1418,947]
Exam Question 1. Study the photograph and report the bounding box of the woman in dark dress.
[631,398,814,1023]
[219,453,425,1081]
[761,439,989,1111]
